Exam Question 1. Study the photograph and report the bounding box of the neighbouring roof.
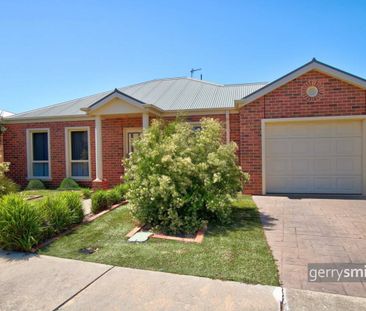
[0,110,14,117]
[6,78,267,120]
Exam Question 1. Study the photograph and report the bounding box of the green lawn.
[20,189,82,200]
[39,195,279,286]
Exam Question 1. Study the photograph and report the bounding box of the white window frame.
[65,127,91,180]
[26,128,51,180]
[123,127,142,157]
[189,121,202,131]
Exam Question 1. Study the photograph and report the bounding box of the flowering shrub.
[124,118,249,234]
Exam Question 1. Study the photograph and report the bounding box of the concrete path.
[1,251,366,311]
[254,195,366,298]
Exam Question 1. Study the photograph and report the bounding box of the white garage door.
[265,120,363,194]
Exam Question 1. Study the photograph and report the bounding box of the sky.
[0,0,365,114]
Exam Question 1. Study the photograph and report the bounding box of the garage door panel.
[265,120,362,194]
[335,121,362,137]
[291,139,314,155]
[291,158,312,175]
[290,176,313,192]
[266,176,289,193]
[336,177,362,193]
[335,138,362,155]
[335,157,362,174]
[313,158,333,175]
[313,177,336,193]
[267,158,290,175]
[312,122,335,137]
[313,139,334,155]
[266,140,290,155]
[266,124,290,138]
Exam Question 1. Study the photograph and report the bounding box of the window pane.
[71,131,88,160]
[127,132,141,154]
[33,132,48,161]
[33,163,49,177]
[71,162,89,177]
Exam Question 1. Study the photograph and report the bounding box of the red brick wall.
[4,120,96,188]
[229,113,240,157]
[240,98,265,194]
[101,116,142,186]
[239,70,366,194]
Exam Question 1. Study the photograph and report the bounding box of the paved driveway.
[254,195,366,297]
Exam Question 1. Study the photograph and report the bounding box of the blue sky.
[1,0,365,114]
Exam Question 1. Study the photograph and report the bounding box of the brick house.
[4,59,366,195]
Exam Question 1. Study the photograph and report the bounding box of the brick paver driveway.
[254,195,366,297]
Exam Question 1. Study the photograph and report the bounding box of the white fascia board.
[84,92,146,113]
[3,115,94,123]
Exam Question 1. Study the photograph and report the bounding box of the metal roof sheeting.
[7,78,267,119]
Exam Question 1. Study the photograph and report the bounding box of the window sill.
[69,177,92,181]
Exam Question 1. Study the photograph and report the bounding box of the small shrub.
[61,192,84,224]
[39,196,74,237]
[107,189,120,206]
[82,188,92,199]
[58,178,80,190]
[91,191,110,214]
[0,194,42,251]
[113,183,128,201]
[25,179,45,190]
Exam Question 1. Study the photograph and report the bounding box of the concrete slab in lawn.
[59,266,281,311]
[284,288,366,311]
[0,250,112,311]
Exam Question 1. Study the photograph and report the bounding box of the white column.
[142,112,149,129]
[94,116,103,181]
[225,110,230,144]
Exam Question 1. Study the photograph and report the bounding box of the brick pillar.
[92,179,110,190]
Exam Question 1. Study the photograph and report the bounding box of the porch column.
[142,112,149,129]
[94,116,103,181]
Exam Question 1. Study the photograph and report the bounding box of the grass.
[39,195,279,286]
[20,189,82,200]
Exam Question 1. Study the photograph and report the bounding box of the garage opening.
[264,119,363,194]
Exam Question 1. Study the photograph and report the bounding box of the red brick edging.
[126,225,206,244]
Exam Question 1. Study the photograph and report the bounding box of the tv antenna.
[190,68,202,78]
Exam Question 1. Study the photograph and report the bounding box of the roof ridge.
[184,77,223,86]
[223,81,268,86]
[118,77,188,90]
